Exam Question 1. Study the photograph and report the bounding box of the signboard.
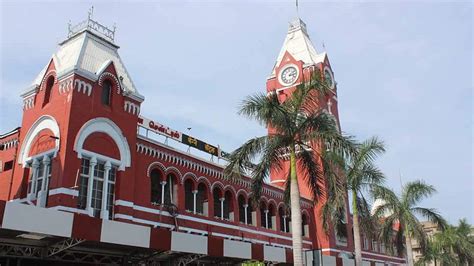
[138,116,221,157]
[138,116,182,142]
[181,134,219,157]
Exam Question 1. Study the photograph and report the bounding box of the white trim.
[114,200,313,245]
[114,214,175,229]
[49,187,79,197]
[74,117,131,170]
[49,206,89,215]
[80,150,122,166]
[18,115,60,166]
[278,63,300,87]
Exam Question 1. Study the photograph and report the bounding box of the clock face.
[279,65,299,86]
[324,68,334,89]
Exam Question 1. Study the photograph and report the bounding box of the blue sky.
[0,1,472,224]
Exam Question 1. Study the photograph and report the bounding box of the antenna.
[296,0,299,17]
[399,169,404,189]
[88,6,94,20]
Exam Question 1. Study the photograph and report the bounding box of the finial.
[322,42,326,51]
[113,22,117,33]
[296,0,299,17]
[88,6,94,20]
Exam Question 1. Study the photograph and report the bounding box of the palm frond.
[402,180,436,207]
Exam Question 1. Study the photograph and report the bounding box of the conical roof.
[270,18,326,76]
[30,28,143,101]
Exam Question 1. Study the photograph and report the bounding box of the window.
[196,183,208,216]
[238,195,246,223]
[27,155,52,207]
[184,179,194,212]
[77,157,116,219]
[213,187,222,218]
[163,174,175,205]
[3,160,13,171]
[43,76,54,107]
[302,214,309,237]
[259,202,267,228]
[372,240,378,252]
[101,80,112,106]
[150,169,162,204]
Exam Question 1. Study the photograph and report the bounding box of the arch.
[101,79,112,106]
[211,181,225,192]
[223,185,237,197]
[98,71,121,94]
[184,179,195,212]
[74,117,131,170]
[150,168,163,204]
[197,176,212,188]
[165,167,183,184]
[43,76,55,106]
[277,201,287,211]
[147,161,166,177]
[301,209,310,219]
[268,199,278,209]
[236,189,249,200]
[40,70,57,91]
[182,172,198,184]
[196,182,209,216]
[18,115,60,166]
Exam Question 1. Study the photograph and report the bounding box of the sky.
[0,1,472,224]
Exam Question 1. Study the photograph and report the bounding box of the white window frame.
[77,151,119,220]
[26,150,55,207]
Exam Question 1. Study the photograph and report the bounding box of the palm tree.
[416,219,474,266]
[372,181,446,266]
[323,137,386,266]
[224,70,356,265]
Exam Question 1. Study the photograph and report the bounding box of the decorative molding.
[146,161,166,177]
[18,115,60,166]
[40,70,57,91]
[23,96,35,110]
[74,79,92,96]
[0,139,18,150]
[124,101,140,115]
[74,117,131,170]
[58,77,74,94]
[98,72,121,94]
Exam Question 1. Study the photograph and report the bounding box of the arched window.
[150,169,162,204]
[279,207,286,232]
[196,183,208,216]
[268,204,276,230]
[247,202,255,226]
[223,190,233,220]
[260,201,268,228]
[238,195,246,223]
[302,213,309,237]
[43,76,54,107]
[184,179,194,212]
[163,174,176,205]
[213,187,223,219]
[102,80,112,106]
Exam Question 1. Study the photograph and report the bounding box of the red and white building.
[0,14,405,266]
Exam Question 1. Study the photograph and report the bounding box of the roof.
[270,18,326,76]
[30,29,144,101]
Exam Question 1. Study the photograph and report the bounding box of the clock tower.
[266,18,352,254]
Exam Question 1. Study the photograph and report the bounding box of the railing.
[68,11,116,43]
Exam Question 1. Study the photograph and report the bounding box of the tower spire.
[296,0,299,17]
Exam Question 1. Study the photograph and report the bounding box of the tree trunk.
[405,233,414,266]
[289,150,303,266]
[352,189,363,266]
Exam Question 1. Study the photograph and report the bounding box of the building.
[0,12,406,266]
[411,221,441,265]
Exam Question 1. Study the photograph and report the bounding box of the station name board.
[138,116,220,157]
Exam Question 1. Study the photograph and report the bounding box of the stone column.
[28,158,40,201]
[283,215,287,232]
[101,161,112,219]
[192,190,198,214]
[160,181,167,205]
[264,209,269,229]
[36,155,50,207]
[243,204,248,224]
[86,157,97,217]
[219,197,225,219]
